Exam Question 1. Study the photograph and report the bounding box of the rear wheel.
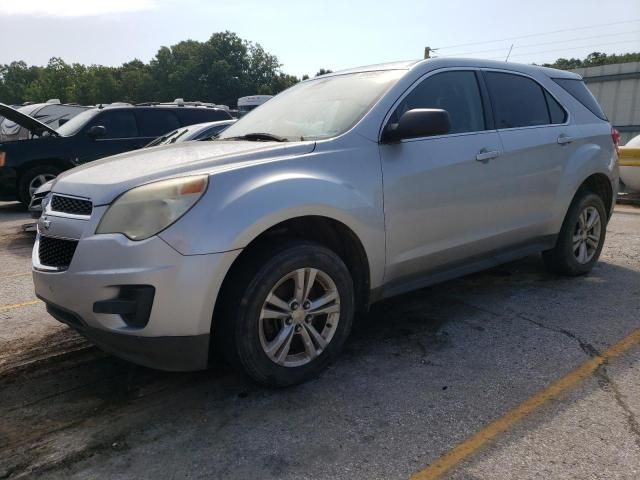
[542,191,607,276]
[218,241,354,386]
[18,165,61,206]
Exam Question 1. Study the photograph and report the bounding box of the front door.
[77,110,144,164]
[379,69,502,289]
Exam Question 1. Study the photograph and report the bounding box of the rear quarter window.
[552,78,607,121]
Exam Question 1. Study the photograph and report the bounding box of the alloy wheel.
[28,174,57,197]
[258,267,341,367]
[573,206,601,264]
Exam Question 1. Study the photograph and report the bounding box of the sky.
[0,0,638,78]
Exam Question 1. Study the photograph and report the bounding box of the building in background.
[571,62,640,145]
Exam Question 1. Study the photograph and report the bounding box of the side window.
[485,72,550,129]
[89,111,138,138]
[544,91,567,124]
[391,71,486,134]
[136,110,181,137]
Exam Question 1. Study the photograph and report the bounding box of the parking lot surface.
[1,201,639,479]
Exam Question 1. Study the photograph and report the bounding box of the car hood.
[0,103,59,137]
[52,140,316,205]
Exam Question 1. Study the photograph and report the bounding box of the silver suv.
[32,58,618,386]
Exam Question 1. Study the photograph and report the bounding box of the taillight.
[0,151,5,167]
[611,127,621,152]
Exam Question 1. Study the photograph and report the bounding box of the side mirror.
[382,108,451,143]
[87,125,106,139]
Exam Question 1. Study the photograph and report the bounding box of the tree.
[315,68,333,77]
[0,31,302,106]
[543,51,640,70]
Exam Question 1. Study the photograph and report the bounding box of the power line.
[434,19,640,51]
[443,30,640,57]
[485,39,640,61]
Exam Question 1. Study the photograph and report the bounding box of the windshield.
[218,70,404,141]
[56,109,99,136]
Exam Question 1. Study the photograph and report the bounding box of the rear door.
[481,70,581,248]
[76,110,140,163]
[379,69,502,288]
[135,109,181,145]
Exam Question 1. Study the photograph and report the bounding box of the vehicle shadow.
[2,253,639,479]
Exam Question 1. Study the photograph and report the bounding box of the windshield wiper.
[222,132,288,142]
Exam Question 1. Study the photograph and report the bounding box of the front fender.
[159,149,386,288]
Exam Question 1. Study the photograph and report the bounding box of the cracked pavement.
[0,201,639,479]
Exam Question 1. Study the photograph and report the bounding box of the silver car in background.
[32,58,618,386]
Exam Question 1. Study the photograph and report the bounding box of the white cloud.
[0,0,157,17]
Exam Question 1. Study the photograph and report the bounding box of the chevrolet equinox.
[32,58,619,386]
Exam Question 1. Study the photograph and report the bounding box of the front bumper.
[42,299,210,371]
[33,211,240,371]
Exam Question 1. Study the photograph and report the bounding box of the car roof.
[321,58,580,80]
[96,104,227,112]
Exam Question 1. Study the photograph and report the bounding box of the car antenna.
[505,44,514,62]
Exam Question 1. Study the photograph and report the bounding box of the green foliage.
[315,68,333,77]
[542,51,640,70]
[0,31,302,106]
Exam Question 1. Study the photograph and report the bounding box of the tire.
[542,191,607,276]
[217,241,354,387]
[18,164,62,206]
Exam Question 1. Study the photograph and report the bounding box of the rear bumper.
[43,299,210,371]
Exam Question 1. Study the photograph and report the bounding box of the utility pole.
[424,47,432,59]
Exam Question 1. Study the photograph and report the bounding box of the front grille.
[38,236,78,269]
[51,195,92,216]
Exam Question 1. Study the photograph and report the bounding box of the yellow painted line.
[0,300,41,312]
[0,272,31,279]
[411,327,640,480]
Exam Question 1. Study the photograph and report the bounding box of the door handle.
[557,135,575,145]
[476,149,500,162]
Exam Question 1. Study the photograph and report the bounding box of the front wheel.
[543,191,607,276]
[219,242,354,387]
[18,165,61,206]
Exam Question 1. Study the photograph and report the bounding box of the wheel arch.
[572,172,614,220]
[213,215,372,322]
[17,158,75,176]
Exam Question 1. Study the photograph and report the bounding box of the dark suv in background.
[0,103,232,205]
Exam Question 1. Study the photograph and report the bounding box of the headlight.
[96,175,208,240]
